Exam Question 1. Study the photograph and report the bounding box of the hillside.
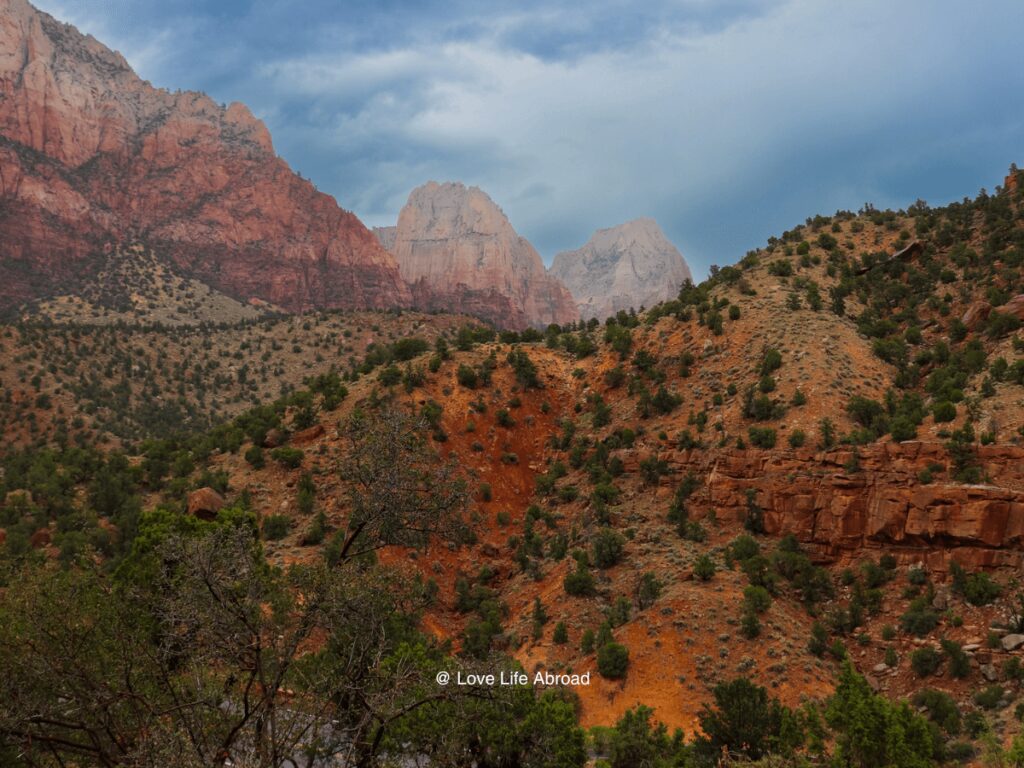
[0,309,472,447]
[2,171,1024,765]
[21,244,274,326]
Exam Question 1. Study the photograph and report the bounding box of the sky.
[34,0,1024,278]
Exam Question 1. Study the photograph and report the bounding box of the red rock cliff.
[0,0,411,313]
[624,442,1024,571]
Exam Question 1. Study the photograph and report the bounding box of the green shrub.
[748,427,776,449]
[581,629,595,654]
[740,610,761,639]
[270,446,304,469]
[907,567,927,585]
[456,364,479,388]
[941,639,971,678]
[301,512,327,546]
[910,646,941,677]
[950,562,1002,606]
[592,528,626,569]
[900,598,939,637]
[564,564,597,596]
[912,688,961,735]
[743,585,772,614]
[931,401,956,422]
[808,621,828,656]
[974,685,1004,710]
[637,572,663,609]
[244,445,265,469]
[694,554,716,581]
[262,514,290,541]
[553,621,568,644]
[761,348,783,374]
[889,415,917,441]
[729,534,761,562]
[597,642,629,679]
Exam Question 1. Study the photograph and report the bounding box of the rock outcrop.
[549,218,692,321]
[381,182,579,329]
[623,442,1024,571]
[0,0,411,314]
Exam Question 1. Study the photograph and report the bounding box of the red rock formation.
[0,0,411,313]
[623,442,1024,571]
[380,182,579,329]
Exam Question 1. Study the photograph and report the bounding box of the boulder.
[262,428,285,448]
[1000,295,1024,322]
[292,424,325,444]
[1001,634,1024,651]
[187,487,225,521]
[961,302,991,330]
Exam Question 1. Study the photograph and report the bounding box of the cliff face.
[382,182,579,329]
[0,0,411,313]
[549,218,692,321]
[623,443,1024,571]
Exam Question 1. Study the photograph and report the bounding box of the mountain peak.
[377,181,578,329]
[550,218,692,320]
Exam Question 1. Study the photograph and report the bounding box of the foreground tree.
[694,677,803,764]
[331,406,470,562]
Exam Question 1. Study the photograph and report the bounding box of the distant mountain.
[549,218,692,320]
[0,0,411,316]
[377,181,578,329]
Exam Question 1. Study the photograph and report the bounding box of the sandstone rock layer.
[621,442,1024,571]
[549,218,692,321]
